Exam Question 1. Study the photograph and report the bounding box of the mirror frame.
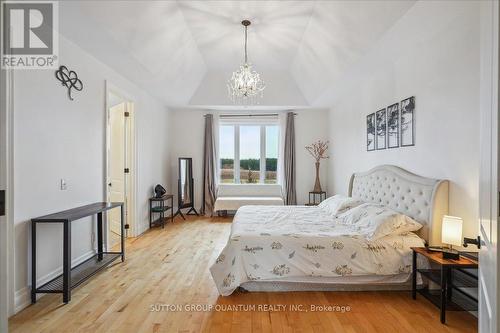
[178,157,193,208]
[175,157,199,219]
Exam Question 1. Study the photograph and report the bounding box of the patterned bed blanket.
[210,205,426,296]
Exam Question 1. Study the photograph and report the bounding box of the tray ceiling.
[59,1,415,107]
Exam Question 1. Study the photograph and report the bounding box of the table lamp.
[442,215,463,260]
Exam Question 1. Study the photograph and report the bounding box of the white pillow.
[337,203,423,240]
[318,195,364,216]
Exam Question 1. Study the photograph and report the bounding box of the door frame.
[478,1,500,332]
[1,62,15,322]
[105,81,137,245]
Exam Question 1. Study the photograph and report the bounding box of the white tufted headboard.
[348,165,449,246]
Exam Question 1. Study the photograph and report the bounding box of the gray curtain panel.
[201,114,217,216]
[283,112,297,205]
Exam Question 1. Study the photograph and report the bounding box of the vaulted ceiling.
[59,1,415,108]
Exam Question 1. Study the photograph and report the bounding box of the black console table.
[31,202,124,304]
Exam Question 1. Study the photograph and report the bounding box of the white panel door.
[478,1,499,332]
[108,103,126,237]
[0,68,9,333]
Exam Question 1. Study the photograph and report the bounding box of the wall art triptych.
[367,96,414,151]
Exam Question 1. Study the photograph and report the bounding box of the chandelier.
[227,20,265,104]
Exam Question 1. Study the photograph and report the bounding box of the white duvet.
[210,205,426,296]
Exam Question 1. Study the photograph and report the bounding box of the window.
[219,120,279,184]
[239,126,260,183]
[219,125,235,183]
[265,126,279,183]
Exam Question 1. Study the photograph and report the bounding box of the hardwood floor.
[9,216,477,333]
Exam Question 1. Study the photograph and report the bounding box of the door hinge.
[124,168,130,174]
[124,111,130,117]
[0,190,5,216]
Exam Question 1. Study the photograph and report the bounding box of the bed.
[210,165,449,296]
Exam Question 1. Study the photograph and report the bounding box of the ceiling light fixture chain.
[227,19,265,104]
[243,19,249,64]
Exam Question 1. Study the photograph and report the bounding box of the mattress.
[210,205,427,296]
[240,273,422,292]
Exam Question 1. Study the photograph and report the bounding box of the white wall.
[168,109,205,210]
[326,1,480,239]
[169,108,329,208]
[294,109,330,204]
[12,34,172,313]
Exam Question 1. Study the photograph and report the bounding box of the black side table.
[411,247,478,324]
[149,194,174,228]
[307,191,327,206]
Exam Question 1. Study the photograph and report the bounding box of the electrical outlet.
[60,179,67,190]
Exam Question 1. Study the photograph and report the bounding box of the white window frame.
[219,118,279,184]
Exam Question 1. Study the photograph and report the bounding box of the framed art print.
[400,96,415,146]
[387,103,399,148]
[367,113,376,151]
[375,108,387,150]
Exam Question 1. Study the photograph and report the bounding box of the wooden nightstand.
[411,247,478,324]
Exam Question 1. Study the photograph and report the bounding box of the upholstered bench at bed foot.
[214,196,284,212]
[214,184,284,213]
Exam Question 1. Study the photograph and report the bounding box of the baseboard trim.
[14,249,95,314]
[136,221,149,237]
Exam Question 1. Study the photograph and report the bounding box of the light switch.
[60,179,67,190]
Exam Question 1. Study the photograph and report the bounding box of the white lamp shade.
[442,215,463,247]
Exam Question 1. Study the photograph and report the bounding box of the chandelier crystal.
[227,20,265,104]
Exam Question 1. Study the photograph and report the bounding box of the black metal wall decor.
[387,103,399,148]
[375,108,387,150]
[55,65,83,100]
[367,96,415,151]
[400,96,415,146]
[366,113,375,151]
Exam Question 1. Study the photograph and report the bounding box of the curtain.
[283,112,297,205]
[277,113,286,188]
[213,113,220,189]
[201,114,217,216]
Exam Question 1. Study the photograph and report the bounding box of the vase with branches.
[305,140,329,192]
[247,168,256,183]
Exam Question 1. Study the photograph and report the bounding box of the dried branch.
[305,140,329,162]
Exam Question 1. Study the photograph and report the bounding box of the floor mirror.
[175,157,198,219]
